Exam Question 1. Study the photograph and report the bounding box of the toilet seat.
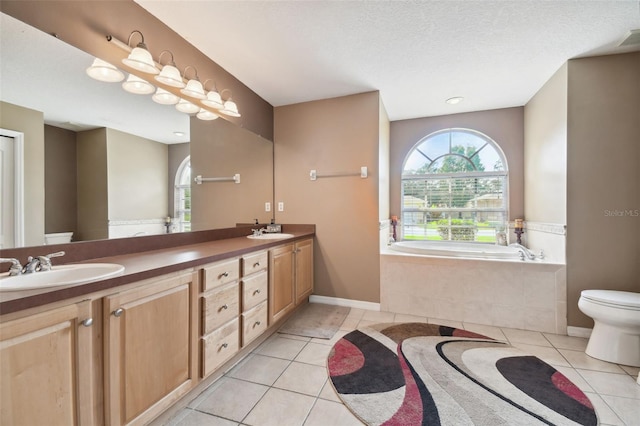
[581,290,640,310]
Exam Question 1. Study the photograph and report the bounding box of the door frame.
[0,128,25,247]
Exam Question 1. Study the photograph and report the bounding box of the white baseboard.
[309,295,380,311]
[567,326,592,338]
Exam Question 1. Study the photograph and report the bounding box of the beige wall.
[190,118,273,231]
[44,125,77,235]
[389,107,525,221]
[274,92,385,303]
[0,101,45,246]
[77,128,109,241]
[379,100,390,221]
[107,128,168,221]
[566,52,640,327]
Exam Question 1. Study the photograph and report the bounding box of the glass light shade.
[122,46,159,74]
[180,79,206,100]
[220,99,241,117]
[202,90,224,109]
[176,98,199,114]
[196,108,219,121]
[86,58,124,82]
[122,74,155,95]
[154,64,185,88]
[152,87,180,105]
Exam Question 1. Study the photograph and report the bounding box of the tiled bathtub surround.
[380,250,567,334]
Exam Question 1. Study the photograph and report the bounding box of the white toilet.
[578,290,640,367]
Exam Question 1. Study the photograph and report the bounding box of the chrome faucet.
[0,258,24,276]
[509,243,537,260]
[251,228,264,236]
[19,251,66,274]
[36,251,65,271]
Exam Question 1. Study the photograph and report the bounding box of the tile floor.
[168,306,640,426]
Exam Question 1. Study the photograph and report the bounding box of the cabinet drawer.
[202,258,239,292]
[201,318,239,377]
[241,271,268,311]
[242,251,268,276]
[242,302,268,347]
[202,283,240,334]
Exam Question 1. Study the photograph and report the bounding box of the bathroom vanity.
[0,226,314,425]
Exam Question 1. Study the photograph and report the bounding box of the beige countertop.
[0,230,314,315]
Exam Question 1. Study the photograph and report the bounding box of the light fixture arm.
[220,88,233,100]
[126,29,147,49]
[158,50,176,66]
[183,65,200,81]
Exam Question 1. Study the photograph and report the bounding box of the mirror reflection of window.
[174,156,191,232]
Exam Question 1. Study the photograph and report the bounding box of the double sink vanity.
[0,225,314,425]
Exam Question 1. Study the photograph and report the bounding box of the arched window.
[401,128,508,243]
[174,156,191,232]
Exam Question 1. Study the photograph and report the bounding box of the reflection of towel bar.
[310,167,368,181]
[194,174,240,184]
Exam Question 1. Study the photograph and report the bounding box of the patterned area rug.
[328,323,598,426]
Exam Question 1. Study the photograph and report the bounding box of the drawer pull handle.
[253,261,260,267]
[219,272,229,279]
[81,318,93,327]
[113,308,124,317]
[253,289,261,295]
[254,321,261,327]
[220,343,228,350]
[219,304,228,311]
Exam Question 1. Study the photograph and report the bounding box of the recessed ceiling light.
[173,131,185,137]
[446,96,464,105]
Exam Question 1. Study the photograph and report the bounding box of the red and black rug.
[328,323,598,425]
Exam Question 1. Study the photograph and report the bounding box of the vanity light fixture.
[180,66,206,100]
[445,96,464,105]
[201,80,224,109]
[196,108,219,121]
[121,30,159,75]
[176,98,200,114]
[152,87,180,105]
[122,73,155,95]
[86,58,124,82]
[219,89,241,117]
[154,50,185,88]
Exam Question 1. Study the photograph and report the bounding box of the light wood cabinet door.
[269,243,296,324]
[295,239,314,305]
[0,299,94,426]
[104,272,198,426]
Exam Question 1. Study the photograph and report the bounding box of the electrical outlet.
[265,202,271,212]
[278,202,284,212]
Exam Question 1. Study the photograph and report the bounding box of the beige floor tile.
[600,395,640,425]
[501,328,552,347]
[295,342,333,366]
[226,354,290,385]
[243,388,315,426]
[619,364,640,377]
[273,361,328,396]
[543,333,589,351]
[310,329,350,346]
[304,399,364,426]
[255,335,307,359]
[318,378,341,403]
[171,409,239,426]
[277,332,312,342]
[463,323,507,341]
[394,313,428,323]
[559,349,626,374]
[427,318,464,329]
[339,317,360,330]
[361,310,395,323]
[356,319,379,329]
[346,308,366,320]
[584,393,624,426]
[194,377,268,422]
[577,369,640,399]
[512,342,571,367]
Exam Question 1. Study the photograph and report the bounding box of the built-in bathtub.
[380,240,567,334]
[390,240,524,260]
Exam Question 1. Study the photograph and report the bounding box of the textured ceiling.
[136,0,640,120]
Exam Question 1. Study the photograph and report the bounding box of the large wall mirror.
[0,12,274,249]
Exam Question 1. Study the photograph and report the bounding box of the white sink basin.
[247,233,295,240]
[0,263,125,292]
